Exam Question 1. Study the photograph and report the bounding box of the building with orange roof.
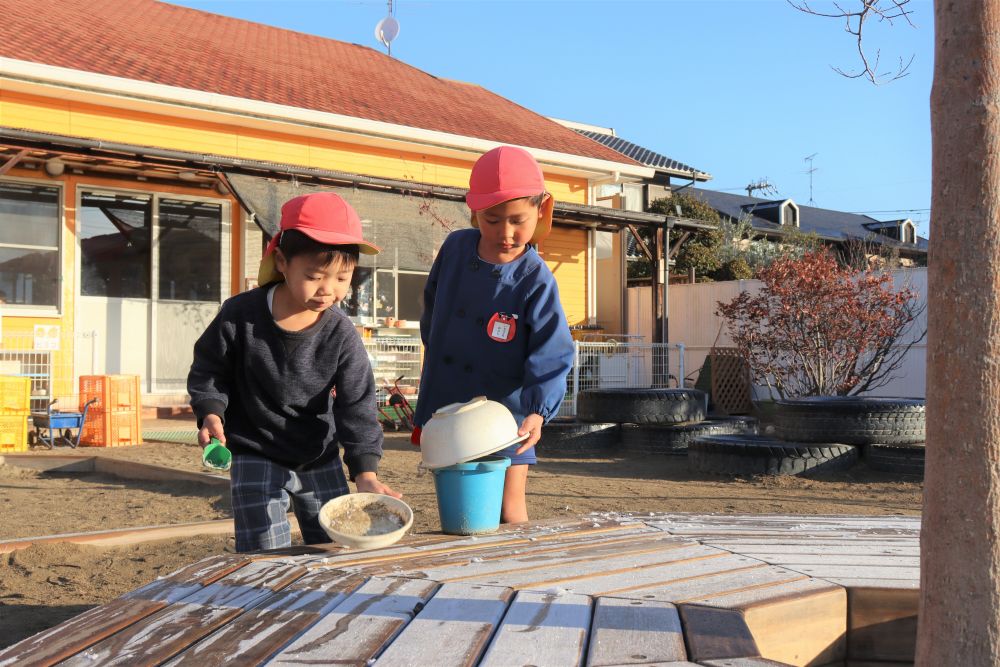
[0,0,705,412]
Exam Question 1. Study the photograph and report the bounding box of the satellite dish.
[375,16,400,49]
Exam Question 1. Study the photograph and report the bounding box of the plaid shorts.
[230,452,350,553]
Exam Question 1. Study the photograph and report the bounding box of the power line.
[850,208,930,214]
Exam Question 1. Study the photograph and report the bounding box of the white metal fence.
[561,341,686,418]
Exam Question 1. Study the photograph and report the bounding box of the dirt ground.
[0,430,923,650]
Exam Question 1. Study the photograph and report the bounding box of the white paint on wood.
[267,577,438,665]
[587,597,687,666]
[375,583,513,667]
[478,590,592,667]
[602,564,807,603]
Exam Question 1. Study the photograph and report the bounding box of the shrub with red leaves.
[716,249,925,397]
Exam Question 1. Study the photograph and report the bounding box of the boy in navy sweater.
[188,192,399,552]
[413,146,575,523]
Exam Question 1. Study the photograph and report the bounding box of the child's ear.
[273,248,288,273]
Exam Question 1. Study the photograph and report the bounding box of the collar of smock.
[464,229,542,285]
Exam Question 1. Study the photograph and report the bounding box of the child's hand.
[198,415,226,446]
[516,413,544,453]
[354,472,403,499]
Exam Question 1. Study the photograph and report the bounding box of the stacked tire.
[688,396,925,477]
[542,388,756,457]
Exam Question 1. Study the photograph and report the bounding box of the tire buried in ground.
[577,388,707,425]
[538,420,619,455]
[774,397,925,445]
[621,417,758,455]
[689,434,858,476]
[865,443,925,476]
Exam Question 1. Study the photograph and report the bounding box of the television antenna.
[375,0,400,56]
[745,178,777,198]
[804,153,818,204]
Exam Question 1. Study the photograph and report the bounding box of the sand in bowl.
[319,493,414,549]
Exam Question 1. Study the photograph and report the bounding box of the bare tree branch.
[788,0,916,85]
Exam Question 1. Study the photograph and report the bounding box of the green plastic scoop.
[202,438,232,471]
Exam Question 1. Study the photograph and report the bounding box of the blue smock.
[414,229,575,445]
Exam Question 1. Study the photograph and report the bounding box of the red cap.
[466,146,546,211]
[466,146,554,243]
[258,192,379,284]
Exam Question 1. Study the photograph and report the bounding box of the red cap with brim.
[258,192,379,285]
[467,146,554,244]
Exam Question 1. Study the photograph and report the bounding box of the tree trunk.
[919,1,1000,662]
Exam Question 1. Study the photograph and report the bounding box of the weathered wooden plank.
[303,518,646,569]
[707,544,919,556]
[163,570,365,666]
[586,597,687,666]
[0,554,253,667]
[426,538,702,584]
[450,545,747,593]
[732,554,918,568]
[682,577,840,608]
[354,527,668,578]
[375,583,513,667]
[698,660,796,666]
[479,590,592,667]
[677,604,759,662]
[740,585,846,666]
[60,561,307,666]
[816,577,918,590]
[267,576,438,665]
[599,563,805,601]
[772,564,918,581]
[847,587,918,663]
[0,599,166,667]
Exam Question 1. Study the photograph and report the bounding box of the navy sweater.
[413,228,575,427]
[187,287,382,478]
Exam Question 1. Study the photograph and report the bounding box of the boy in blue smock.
[188,192,400,552]
[413,146,575,523]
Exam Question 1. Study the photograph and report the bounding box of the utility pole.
[804,153,818,204]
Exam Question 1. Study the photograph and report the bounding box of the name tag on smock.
[487,312,518,343]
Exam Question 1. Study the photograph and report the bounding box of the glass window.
[80,191,151,298]
[340,266,373,318]
[158,199,222,302]
[397,272,427,322]
[376,269,395,319]
[0,182,60,307]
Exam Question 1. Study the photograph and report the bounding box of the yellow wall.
[0,90,589,204]
[540,226,588,326]
[1,165,238,404]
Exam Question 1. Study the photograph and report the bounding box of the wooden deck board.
[478,590,592,667]
[1,513,924,666]
[59,561,307,666]
[375,583,513,667]
[586,597,687,666]
[267,576,438,665]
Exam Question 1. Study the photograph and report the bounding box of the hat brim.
[257,232,379,285]
[469,194,554,245]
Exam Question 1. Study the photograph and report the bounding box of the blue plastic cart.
[29,398,97,449]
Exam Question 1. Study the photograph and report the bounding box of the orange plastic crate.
[0,414,28,451]
[0,376,30,415]
[80,410,142,448]
[79,375,141,413]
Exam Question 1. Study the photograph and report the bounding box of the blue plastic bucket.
[432,455,511,535]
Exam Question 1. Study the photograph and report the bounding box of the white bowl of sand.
[319,493,413,550]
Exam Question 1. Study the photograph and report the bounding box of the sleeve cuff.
[192,399,227,429]
[343,453,381,481]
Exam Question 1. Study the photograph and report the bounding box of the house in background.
[0,0,672,408]
[690,188,928,265]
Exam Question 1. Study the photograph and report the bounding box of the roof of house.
[0,0,637,165]
[573,129,711,180]
[689,189,929,252]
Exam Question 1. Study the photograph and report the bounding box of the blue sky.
[170,0,933,237]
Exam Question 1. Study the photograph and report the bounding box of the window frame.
[0,176,65,317]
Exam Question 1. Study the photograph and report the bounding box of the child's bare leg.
[501,464,530,524]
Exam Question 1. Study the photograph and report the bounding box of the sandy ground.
[0,428,923,650]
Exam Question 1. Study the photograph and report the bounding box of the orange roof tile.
[0,0,638,165]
